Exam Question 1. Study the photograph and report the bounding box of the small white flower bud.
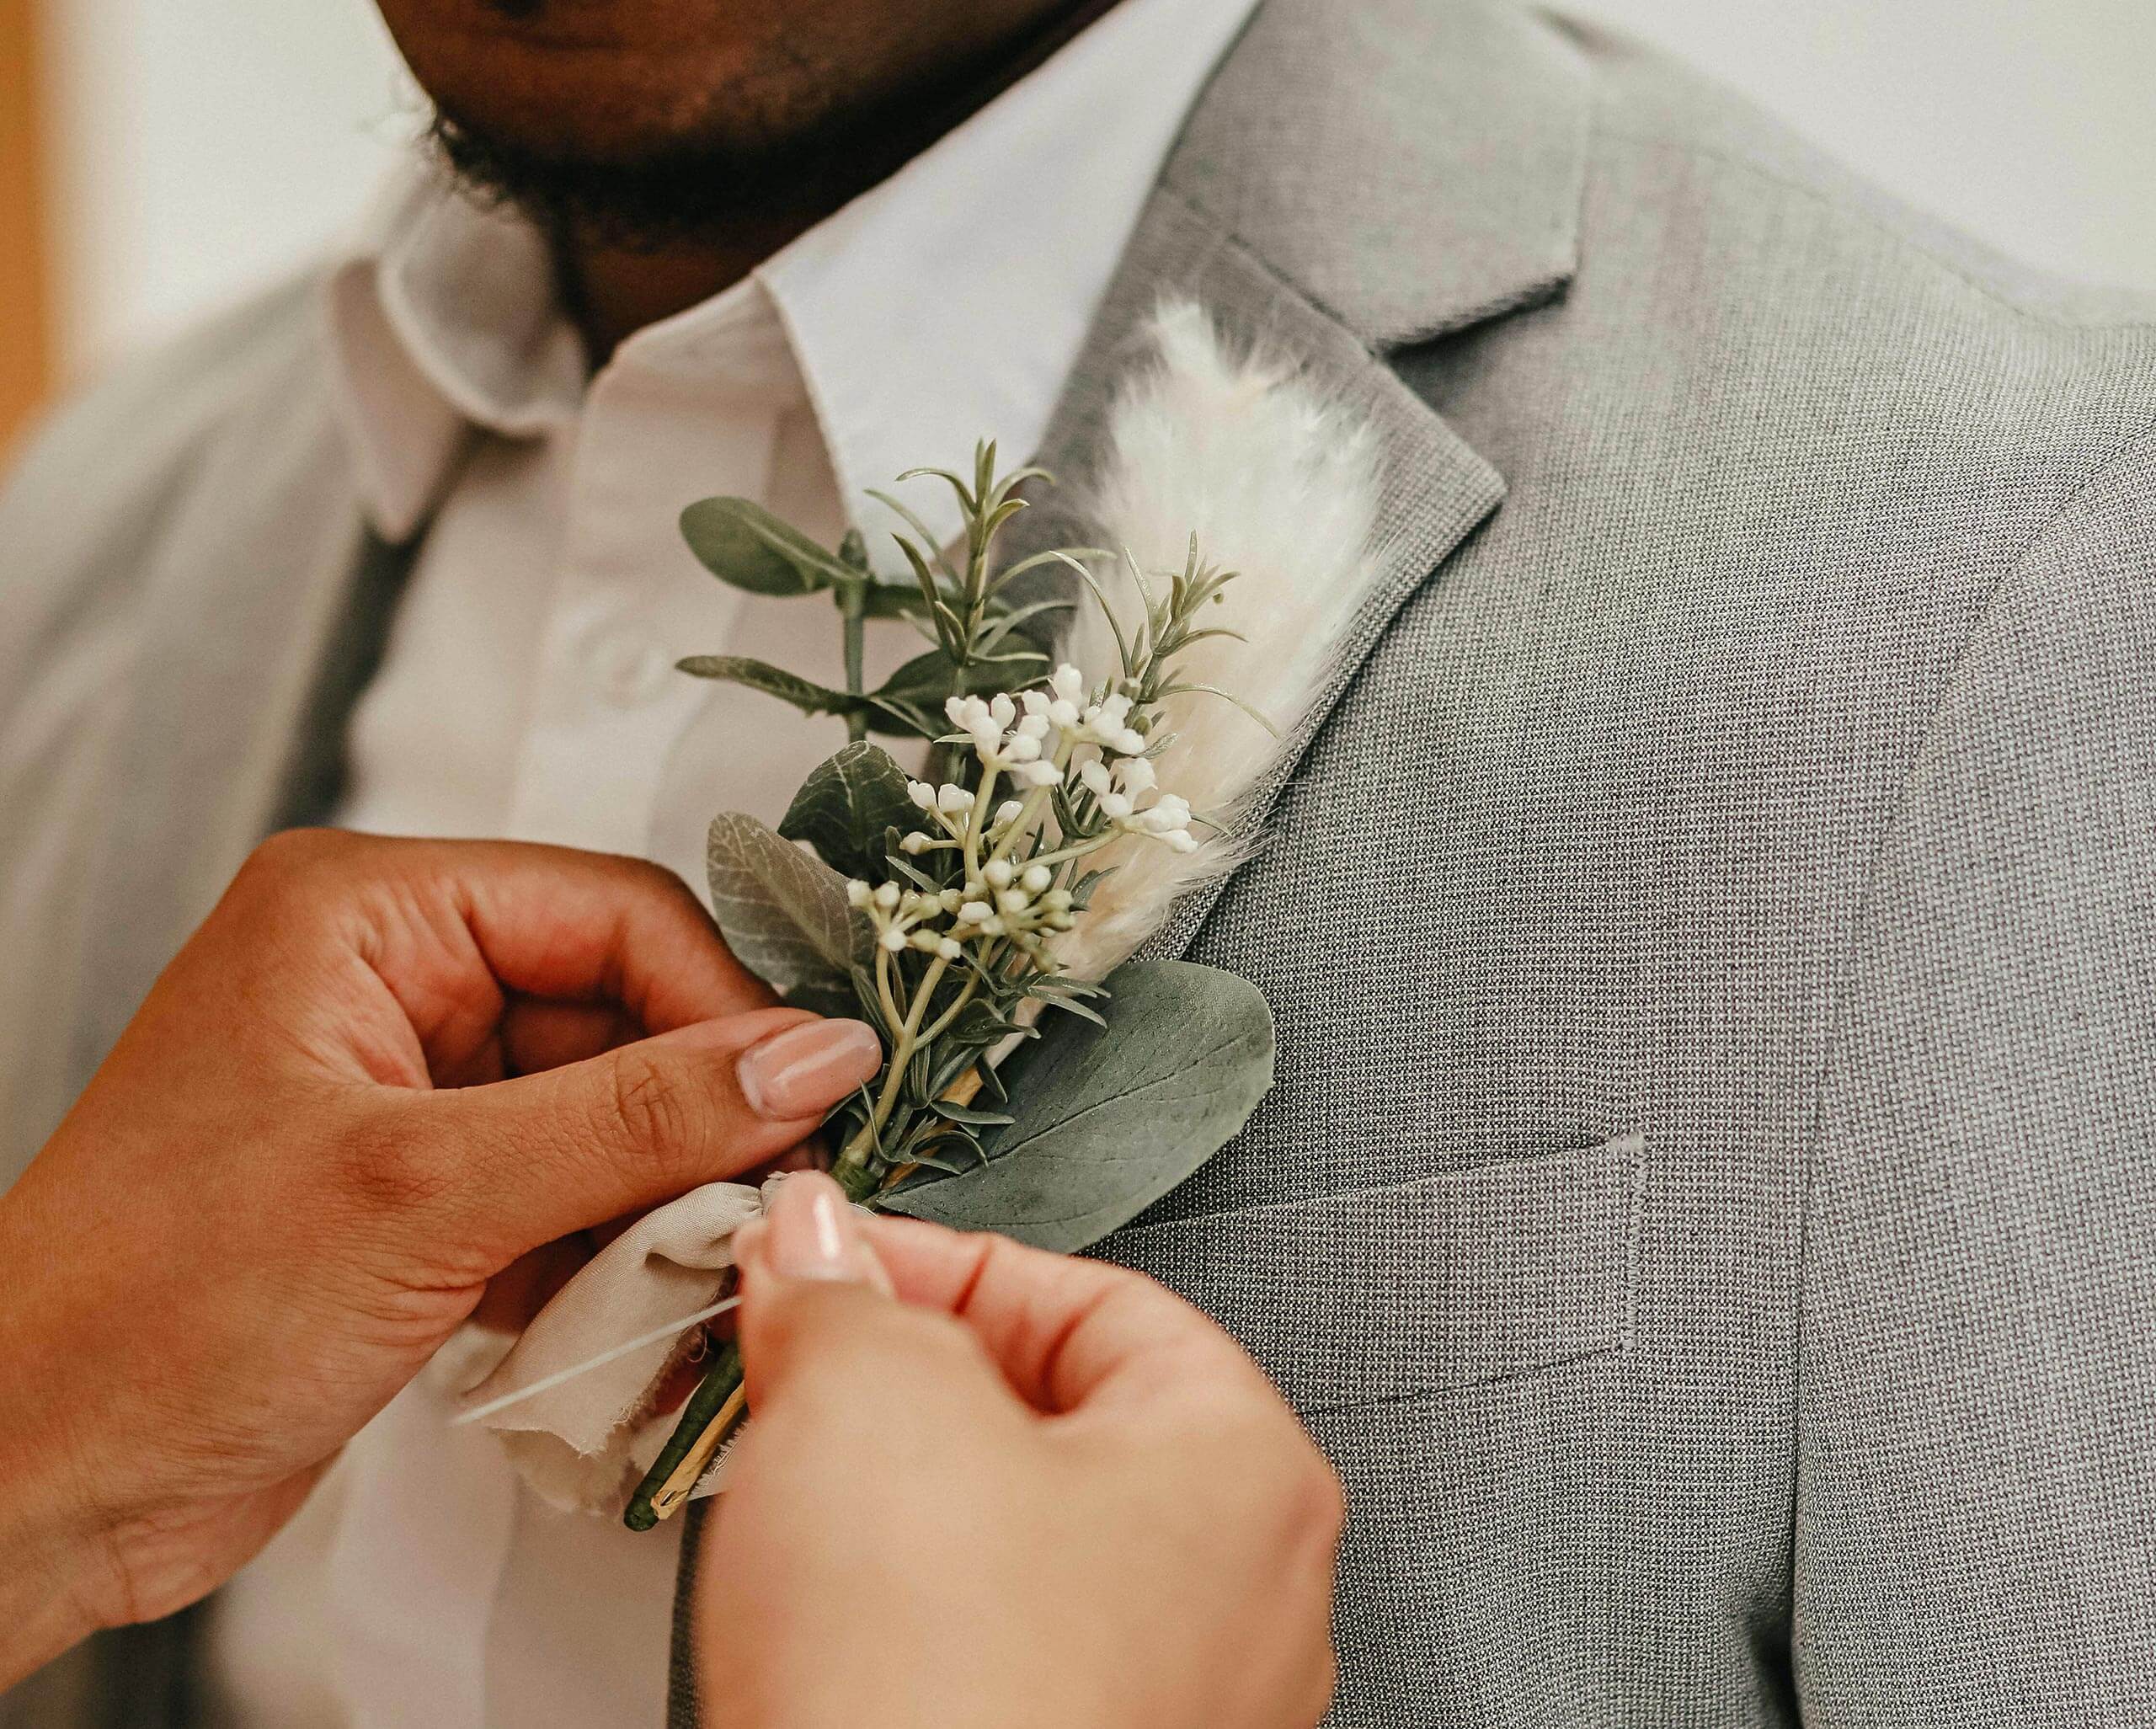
[990,693,1016,728]
[938,888,965,913]
[910,929,943,952]
[1022,864,1052,894]
[879,927,909,951]
[1021,690,1049,718]
[937,783,974,814]
[1006,733,1042,763]
[1119,755,1156,792]
[981,915,1007,936]
[1111,727,1146,756]
[846,879,871,908]
[994,798,1025,829]
[1047,698,1081,729]
[1017,760,1063,787]
[984,859,1013,889]
[997,888,1029,914]
[1017,712,1051,742]
[899,831,931,855]
[873,882,901,910]
[1101,792,1134,821]
[1050,664,1086,703]
[907,780,937,809]
[937,937,963,961]
[1078,759,1113,797]
[1162,830,1201,853]
[958,900,992,924]
[1043,888,1074,912]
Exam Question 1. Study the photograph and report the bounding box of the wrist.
[0,1493,110,1689]
[0,1198,124,1685]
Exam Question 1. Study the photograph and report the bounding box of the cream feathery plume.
[1054,300,1384,979]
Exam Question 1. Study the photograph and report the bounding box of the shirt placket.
[505,363,776,857]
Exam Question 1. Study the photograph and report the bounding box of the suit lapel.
[1025,190,1513,963]
[1019,0,1590,962]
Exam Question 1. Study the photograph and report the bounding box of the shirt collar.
[326,0,1260,558]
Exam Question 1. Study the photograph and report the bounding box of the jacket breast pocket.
[1096,1130,1648,1415]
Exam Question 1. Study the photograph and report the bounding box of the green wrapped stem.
[622,1340,744,1531]
[622,1155,903,1530]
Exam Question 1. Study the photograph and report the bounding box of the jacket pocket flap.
[1097,1130,1647,1413]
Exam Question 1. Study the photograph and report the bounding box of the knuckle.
[325,1104,456,1227]
[600,1049,703,1168]
[224,829,358,926]
[237,826,344,888]
[1293,1450,1349,1545]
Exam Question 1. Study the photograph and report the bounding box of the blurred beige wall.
[7,0,2156,421]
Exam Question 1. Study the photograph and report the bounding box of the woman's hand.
[0,830,883,1687]
[700,1173,1344,1729]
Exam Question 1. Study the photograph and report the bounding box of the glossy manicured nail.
[763,1171,868,1283]
[736,1020,882,1119]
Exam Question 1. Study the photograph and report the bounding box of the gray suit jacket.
[7,3,2155,1724]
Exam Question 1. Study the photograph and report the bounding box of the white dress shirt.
[200,3,1257,1724]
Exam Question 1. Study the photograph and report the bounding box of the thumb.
[734,1174,1008,1427]
[382,1011,884,1268]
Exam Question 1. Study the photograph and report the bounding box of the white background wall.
[40,0,2156,381]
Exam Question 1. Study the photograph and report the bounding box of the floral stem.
[838,950,952,1177]
[623,1339,743,1530]
[840,580,867,744]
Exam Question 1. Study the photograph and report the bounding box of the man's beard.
[427,104,887,251]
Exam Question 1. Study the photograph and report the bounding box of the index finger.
[859,1214,1277,1418]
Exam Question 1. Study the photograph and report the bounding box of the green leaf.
[779,743,921,879]
[678,656,864,721]
[871,648,969,707]
[861,581,930,620]
[929,1099,1016,1127]
[878,960,1274,1252]
[867,647,1023,731]
[680,498,853,596]
[705,812,867,1000]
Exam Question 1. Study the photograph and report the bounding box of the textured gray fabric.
[668,1501,710,1729]
[7,2,2156,1726]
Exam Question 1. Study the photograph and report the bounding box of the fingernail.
[736,1020,882,1120]
[763,1171,872,1283]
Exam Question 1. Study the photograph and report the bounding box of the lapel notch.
[1027,0,1592,961]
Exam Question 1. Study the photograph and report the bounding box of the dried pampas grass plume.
[1055,301,1383,979]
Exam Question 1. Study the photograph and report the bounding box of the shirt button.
[583,619,673,708]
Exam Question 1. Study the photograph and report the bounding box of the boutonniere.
[457,303,1382,1528]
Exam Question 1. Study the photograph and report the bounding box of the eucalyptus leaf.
[869,647,1009,713]
[878,960,1274,1252]
[680,498,854,595]
[678,656,863,722]
[779,743,920,878]
[705,812,867,1000]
